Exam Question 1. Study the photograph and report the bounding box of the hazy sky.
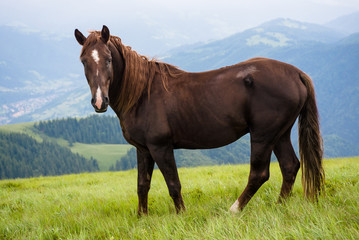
[1,0,358,54]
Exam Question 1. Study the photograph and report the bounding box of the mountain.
[163,18,345,71]
[325,11,359,35]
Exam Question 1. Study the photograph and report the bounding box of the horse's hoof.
[229,199,240,213]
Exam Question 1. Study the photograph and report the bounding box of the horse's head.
[74,25,113,113]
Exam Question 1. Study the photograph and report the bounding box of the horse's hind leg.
[273,130,300,202]
[230,140,273,212]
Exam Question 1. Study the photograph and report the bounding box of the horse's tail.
[298,72,325,200]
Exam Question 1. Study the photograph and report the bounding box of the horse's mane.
[88,31,183,114]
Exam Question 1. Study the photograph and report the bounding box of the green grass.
[70,143,133,171]
[0,157,358,239]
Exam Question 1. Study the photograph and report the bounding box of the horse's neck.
[108,42,124,113]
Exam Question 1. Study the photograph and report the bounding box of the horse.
[74,25,324,215]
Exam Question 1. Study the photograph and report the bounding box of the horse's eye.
[81,60,87,67]
[106,59,112,66]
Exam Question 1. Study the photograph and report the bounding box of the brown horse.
[74,25,324,215]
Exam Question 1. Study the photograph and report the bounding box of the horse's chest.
[119,118,144,146]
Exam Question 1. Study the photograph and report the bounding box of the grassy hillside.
[0,157,358,239]
[0,122,43,142]
[70,143,133,170]
[0,121,133,171]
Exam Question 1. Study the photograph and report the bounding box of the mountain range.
[0,12,358,157]
[0,26,92,124]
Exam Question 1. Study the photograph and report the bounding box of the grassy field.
[0,157,358,239]
[70,143,133,171]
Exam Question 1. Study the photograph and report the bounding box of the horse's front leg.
[137,148,155,215]
[148,144,185,213]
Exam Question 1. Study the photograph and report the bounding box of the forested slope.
[0,132,99,179]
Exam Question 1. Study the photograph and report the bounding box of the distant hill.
[325,11,359,35]
[163,18,345,71]
[0,131,99,179]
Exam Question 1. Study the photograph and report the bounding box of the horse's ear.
[75,29,86,46]
[101,25,110,43]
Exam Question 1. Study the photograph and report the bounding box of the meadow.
[70,143,133,171]
[0,157,358,239]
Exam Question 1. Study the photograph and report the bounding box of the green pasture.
[0,157,358,239]
[70,143,133,171]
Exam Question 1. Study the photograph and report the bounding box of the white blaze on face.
[95,86,102,109]
[91,49,100,64]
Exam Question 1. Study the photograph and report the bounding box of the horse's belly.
[172,122,249,149]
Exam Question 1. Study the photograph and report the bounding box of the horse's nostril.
[104,97,109,104]
[91,98,96,105]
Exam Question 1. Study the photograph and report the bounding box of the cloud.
[311,0,358,7]
[68,73,80,78]
[6,22,40,34]
[0,85,15,92]
[29,70,45,80]
[6,21,71,40]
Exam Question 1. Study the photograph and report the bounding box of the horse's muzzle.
[91,96,109,113]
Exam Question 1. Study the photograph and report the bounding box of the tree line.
[109,148,137,171]
[34,115,127,144]
[0,132,99,179]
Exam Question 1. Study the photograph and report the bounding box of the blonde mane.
[88,31,183,114]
